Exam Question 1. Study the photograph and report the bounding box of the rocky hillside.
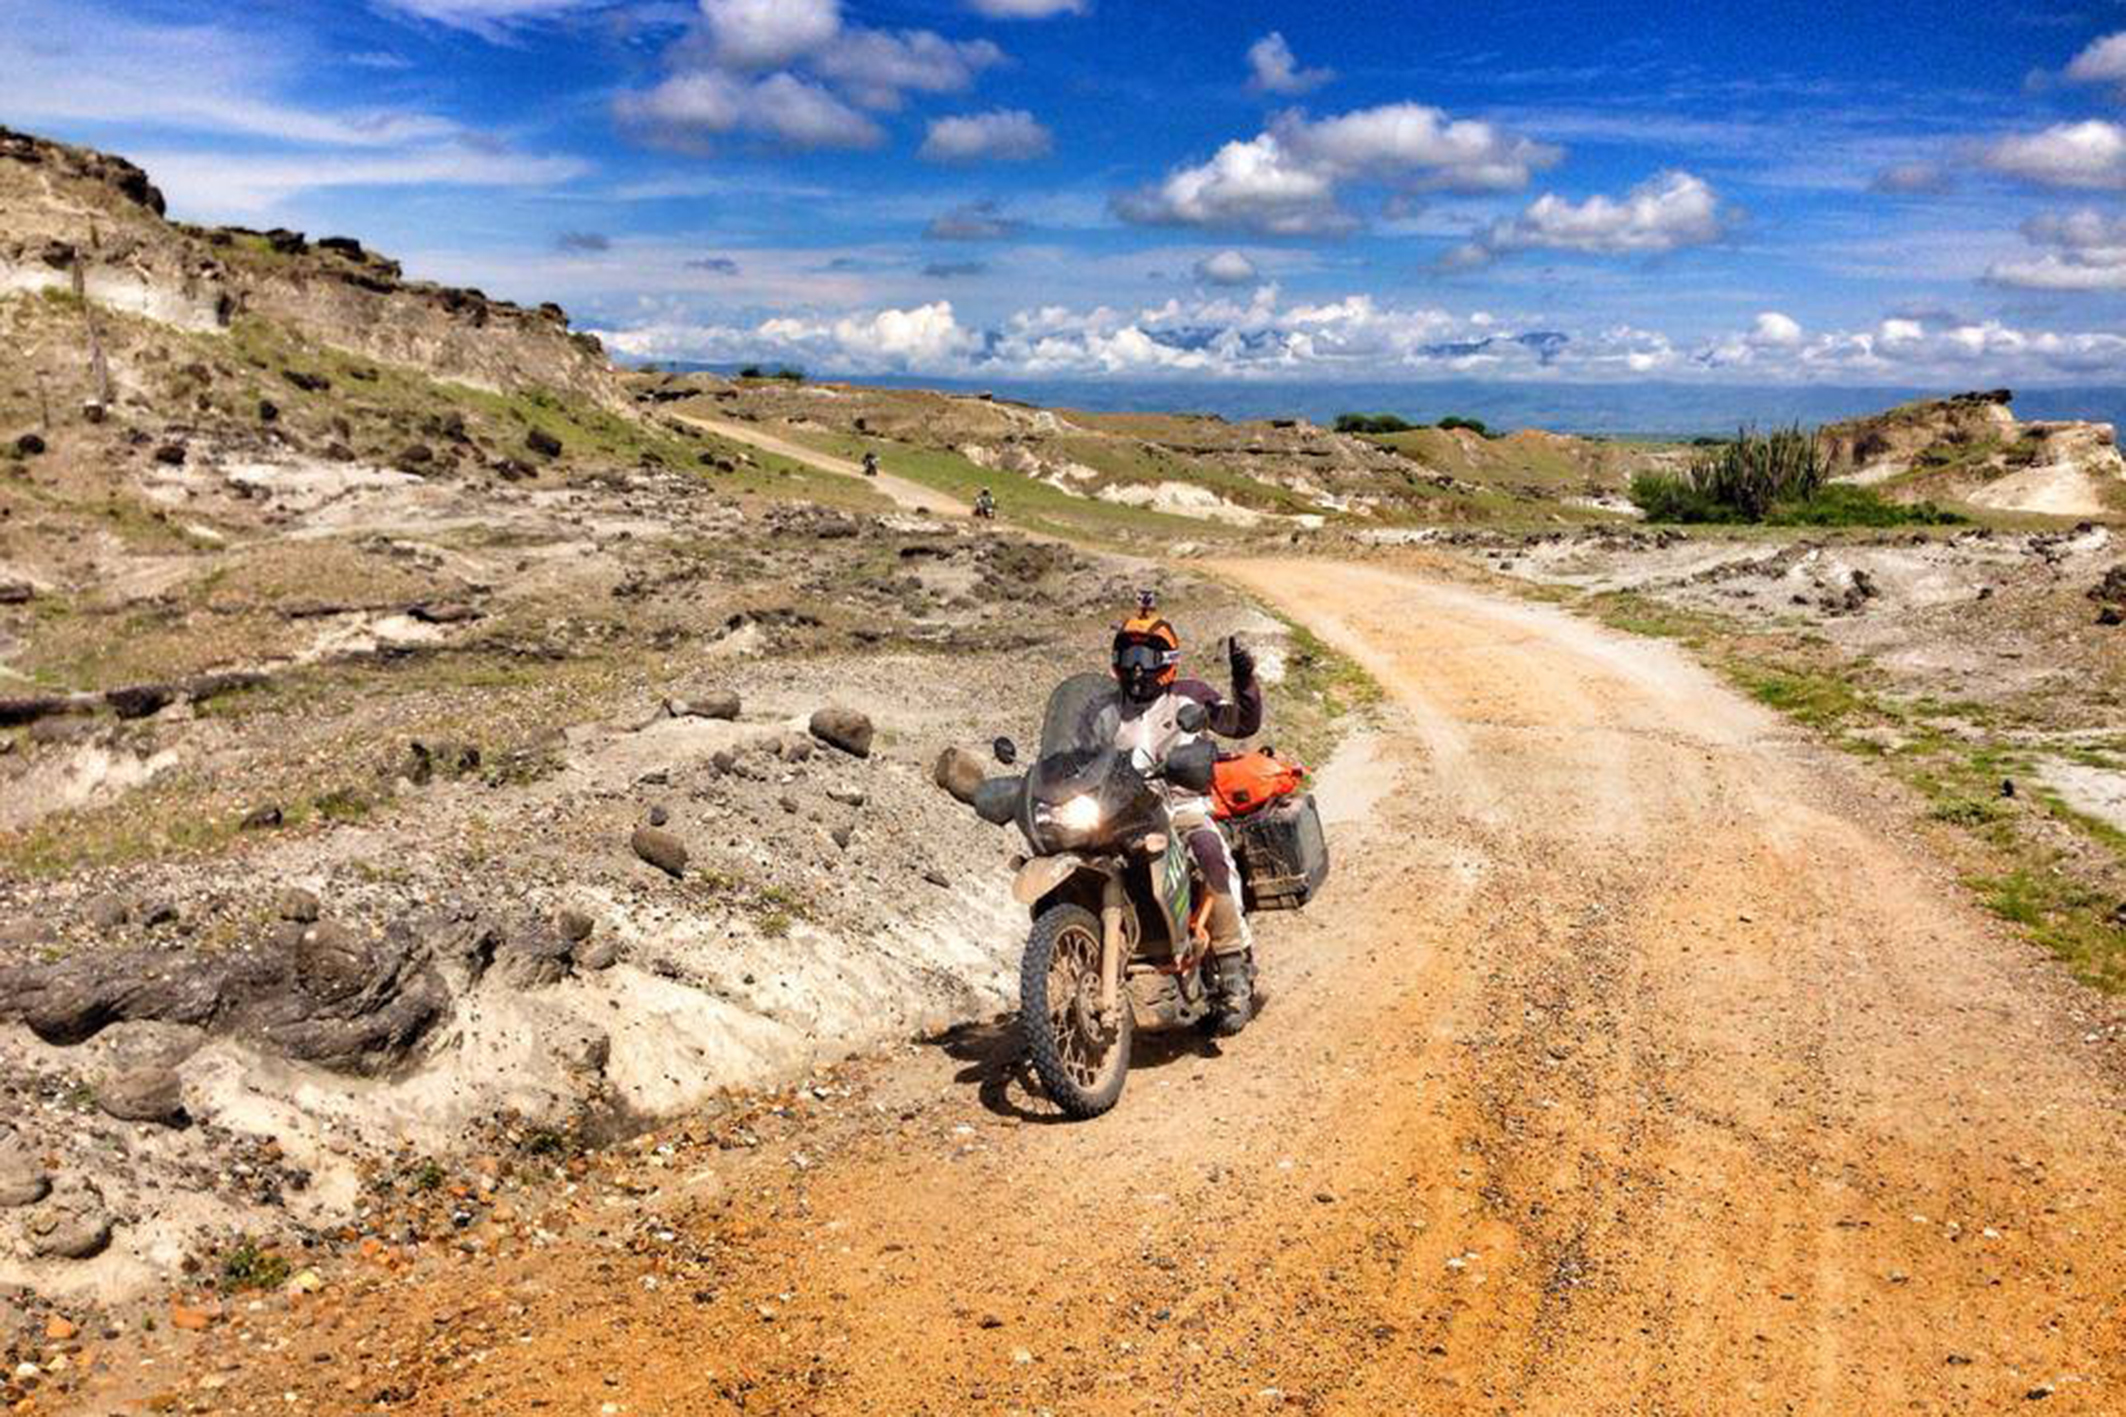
[651,371,1684,532]
[0,125,1368,1344]
[0,127,613,404]
[1821,389,2126,518]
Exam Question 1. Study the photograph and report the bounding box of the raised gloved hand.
[1228,635,1256,693]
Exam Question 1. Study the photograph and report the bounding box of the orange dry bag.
[1211,749,1306,820]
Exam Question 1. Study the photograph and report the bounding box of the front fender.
[1013,853,1085,906]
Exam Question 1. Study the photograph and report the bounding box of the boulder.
[631,825,688,878]
[496,922,573,990]
[97,1065,187,1126]
[809,707,874,759]
[577,936,621,971]
[106,683,176,718]
[526,428,563,458]
[26,1179,112,1259]
[555,908,595,943]
[666,689,740,720]
[293,922,378,1005]
[933,746,986,806]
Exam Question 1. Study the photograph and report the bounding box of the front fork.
[1099,871,1127,1023]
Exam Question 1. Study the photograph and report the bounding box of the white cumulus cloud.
[1194,250,1261,286]
[701,0,843,70]
[616,69,883,151]
[1246,33,1332,95]
[919,109,1053,162]
[2065,31,2126,85]
[1470,171,1729,261]
[618,0,1001,150]
[1114,103,1559,235]
[1983,120,2126,190]
[1987,209,2126,290]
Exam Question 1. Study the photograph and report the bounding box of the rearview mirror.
[992,736,1018,766]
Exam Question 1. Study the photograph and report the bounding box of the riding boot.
[1206,893,1253,1035]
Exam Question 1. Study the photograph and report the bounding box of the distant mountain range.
[645,365,2126,441]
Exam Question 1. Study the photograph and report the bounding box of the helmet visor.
[1114,644,1165,677]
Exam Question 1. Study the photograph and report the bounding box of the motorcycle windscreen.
[1037,672,1125,758]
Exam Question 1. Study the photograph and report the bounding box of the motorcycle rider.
[974,486,997,520]
[861,451,880,477]
[1110,597,1262,1033]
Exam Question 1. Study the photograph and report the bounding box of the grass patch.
[220,1238,293,1293]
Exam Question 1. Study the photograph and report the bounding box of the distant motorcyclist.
[973,486,997,520]
[1109,595,1262,1033]
[861,451,880,477]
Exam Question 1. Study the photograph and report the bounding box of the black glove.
[1228,635,1256,693]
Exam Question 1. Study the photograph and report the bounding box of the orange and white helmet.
[1112,592,1180,703]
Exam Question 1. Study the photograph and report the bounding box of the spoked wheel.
[1020,903,1132,1118]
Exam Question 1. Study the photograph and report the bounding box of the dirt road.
[95,559,2124,1414]
[677,412,972,517]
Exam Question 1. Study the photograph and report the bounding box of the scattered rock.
[240,803,284,831]
[277,887,322,923]
[923,868,950,889]
[152,442,187,466]
[97,1065,188,1127]
[631,825,688,878]
[556,908,595,943]
[710,749,738,775]
[666,689,740,720]
[26,1179,112,1259]
[933,746,986,805]
[408,599,482,625]
[526,428,563,459]
[84,893,132,930]
[577,936,621,971]
[809,707,874,758]
[776,734,814,764]
[169,1303,215,1333]
[826,786,867,808]
[647,804,670,827]
[13,432,46,457]
[830,824,855,850]
[283,370,331,394]
[398,443,435,468]
[0,1133,50,1208]
[0,580,34,604]
[257,399,279,423]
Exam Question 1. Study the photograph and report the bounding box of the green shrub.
[1334,412,1419,434]
[1631,425,1962,527]
[1437,414,1494,437]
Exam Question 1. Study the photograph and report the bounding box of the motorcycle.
[973,673,1247,1118]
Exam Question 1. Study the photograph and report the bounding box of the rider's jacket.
[1113,676,1263,818]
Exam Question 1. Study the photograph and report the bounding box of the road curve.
[677,412,972,518]
[101,559,2125,1415]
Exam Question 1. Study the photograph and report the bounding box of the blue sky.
[8,0,2126,388]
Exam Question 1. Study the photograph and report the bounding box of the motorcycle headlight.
[1045,794,1103,834]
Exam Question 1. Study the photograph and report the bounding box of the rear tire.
[1021,903,1132,1118]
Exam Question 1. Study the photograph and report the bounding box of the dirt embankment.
[47,560,2121,1416]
